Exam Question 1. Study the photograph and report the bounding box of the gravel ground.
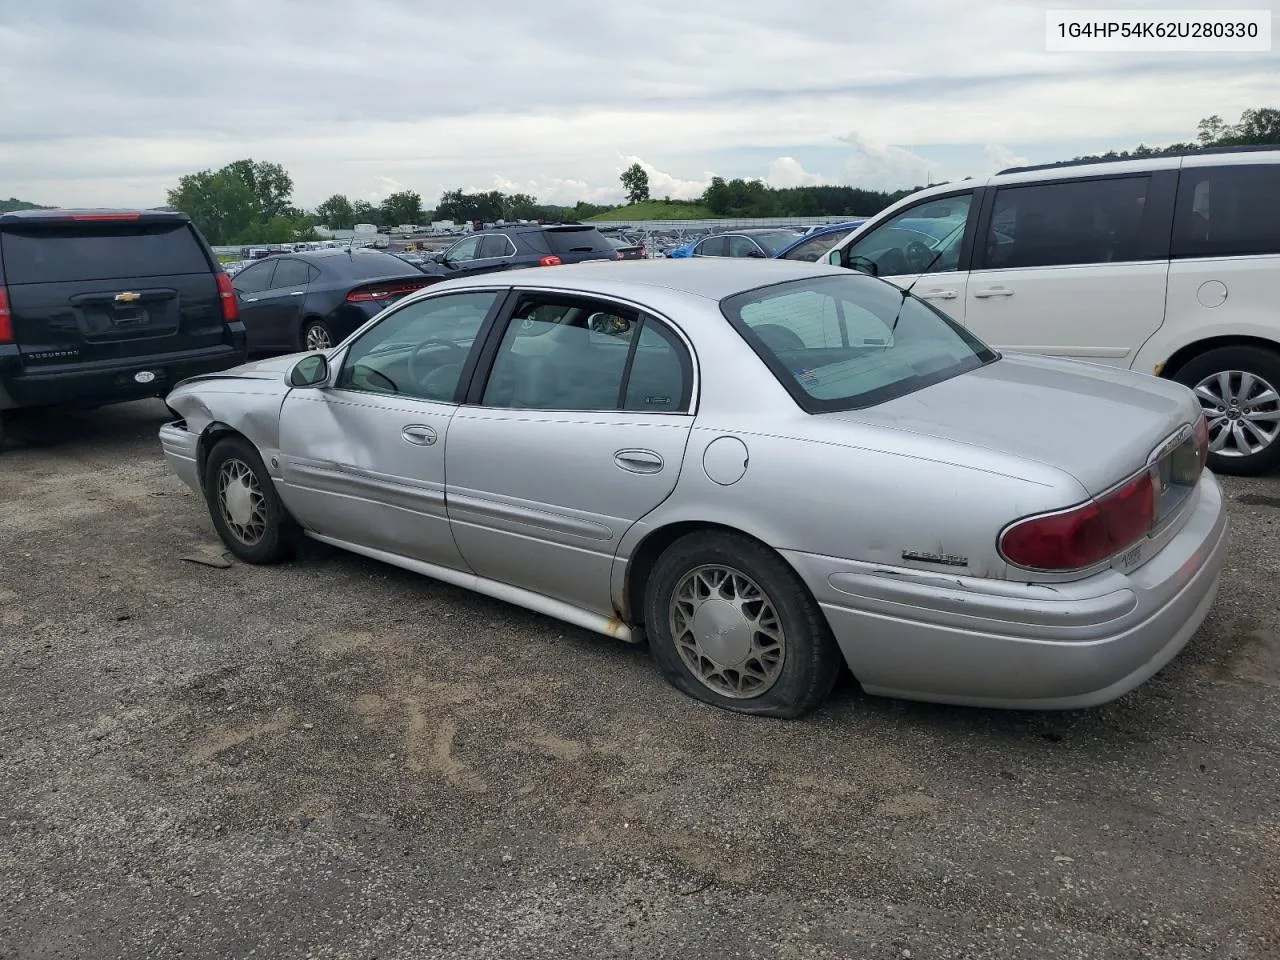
[1,400,1278,960]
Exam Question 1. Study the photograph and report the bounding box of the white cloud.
[838,133,941,192]
[765,157,828,189]
[619,156,708,201]
[983,143,1029,173]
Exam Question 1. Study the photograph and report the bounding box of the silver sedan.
[160,259,1228,718]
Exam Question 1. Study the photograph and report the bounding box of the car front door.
[445,292,696,618]
[837,192,978,323]
[963,172,1175,365]
[275,289,507,568]
[436,235,485,278]
[231,259,277,352]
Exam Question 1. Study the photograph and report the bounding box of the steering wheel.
[407,339,469,389]
[904,239,934,272]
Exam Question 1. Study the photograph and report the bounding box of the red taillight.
[1000,472,1155,571]
[69,213,142,222]
[346,279,431,303]
[538,255,562,267]
[0,286,12,343]
[1193,413,1210,471]
[215,272,239,323]
[614,251,624,260]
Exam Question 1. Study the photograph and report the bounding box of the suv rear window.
[721,275,997,412]
[1,222,210,284]
[544,227,613,255]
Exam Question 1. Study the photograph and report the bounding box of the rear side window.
[1172,164,1280,258]
[1,222,210,283]
[478,234,515,258]
[699,236,729,257]
[271,258,311,288]
[984,176,1151,269]
[543,228,613,255]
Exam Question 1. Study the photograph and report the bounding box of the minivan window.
[844,196,972,276]
[1171,164,1280,258]
[984,176,1150,269]
[722,275,997,412]
[0,223,209,284]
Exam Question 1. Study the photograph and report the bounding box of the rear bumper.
[785,473,1228,710]
[0,340,246,411]
[159,420,202,494]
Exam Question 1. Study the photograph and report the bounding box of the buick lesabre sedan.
[160,259,1227,718]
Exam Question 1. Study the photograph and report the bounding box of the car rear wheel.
[300,318,334,352]
[644,530,842,718]
[203,435,299,564]
[1174,345,1280,476]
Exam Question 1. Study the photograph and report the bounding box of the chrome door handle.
[289,291,305,296]
[245,297,259,303]
[973,287,1014,298]
[614,449,664,474]
[401,424,437,446]
[919,289,958,300]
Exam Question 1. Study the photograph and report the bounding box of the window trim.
[970,170,1177,272]
[330,287,515,405]
[463,287,699,416]
[841,187,983,276]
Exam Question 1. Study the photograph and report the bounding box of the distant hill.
[0,197,52,213]
[588,200,717,222]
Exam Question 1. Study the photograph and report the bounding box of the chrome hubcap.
[1193,369,1280,458]
[217,458,267,546]
[669,565,785,699]
[305,325,332,351]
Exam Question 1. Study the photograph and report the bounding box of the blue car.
[774,220,867,262]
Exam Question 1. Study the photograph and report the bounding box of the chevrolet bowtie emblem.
[114,291,141,303]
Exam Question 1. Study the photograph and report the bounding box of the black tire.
[1172,345,1280,476]
[643,530,842,719]
[202,435,300,564]
[300,318,335,352]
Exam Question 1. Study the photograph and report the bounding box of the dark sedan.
[231,248,436,355]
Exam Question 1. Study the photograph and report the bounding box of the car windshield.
[752,230,805,255]
[721,274,998,411]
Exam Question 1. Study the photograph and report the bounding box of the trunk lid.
[829,353,1200,495]
[1,219,223,368]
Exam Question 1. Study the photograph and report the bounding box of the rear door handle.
[289,291,305,296]
[614,448,664,474]
[245,297,259,303]
[401,424,438,446]
[973,286,1014,299]
[919,289,958,300]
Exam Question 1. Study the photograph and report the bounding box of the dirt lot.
[1,400,1278,960]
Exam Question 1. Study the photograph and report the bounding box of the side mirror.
[827,249,843,267]
[745,249,766,259]
[290,352,330,388]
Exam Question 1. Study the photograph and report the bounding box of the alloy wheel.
[305,325,332,351]
[1193,369,1280,458]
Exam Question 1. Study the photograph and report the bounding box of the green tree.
[221,159,294,221]
[379,190,423,226]
[351,199,379,225]
[166,168,257,244]
[315,194,355,229]
[620,163,650,204]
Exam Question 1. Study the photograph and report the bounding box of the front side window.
[1172,164,1280,258]
[845,195,972,277]
[781,228,857,262]
[336,291,499,402]
[984,176,1150,269]
[445,235,482,262]
[481,294,690,412]
[728,236,763,258]
[232,260,276,294]
[722,274,997,412]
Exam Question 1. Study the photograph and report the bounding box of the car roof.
[0,208,189,224]
[430,257,854,302]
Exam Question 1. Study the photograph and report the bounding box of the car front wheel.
[1174,345,1280,476]
[643,531,842,718]
[202,435,299,564]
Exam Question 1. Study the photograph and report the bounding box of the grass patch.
[588,201,718,221]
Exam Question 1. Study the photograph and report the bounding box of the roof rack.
[997,143,1279,176]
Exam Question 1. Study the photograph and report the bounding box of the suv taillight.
[999,472,1156,572]
[0,286,12,343]
[215,272,239,323]
[538,255,562,267]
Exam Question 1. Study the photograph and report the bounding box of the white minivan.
[826,147,1280,475]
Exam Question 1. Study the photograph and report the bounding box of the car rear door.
[0,215,225,370]
[444,291,695,618]
[963,172,1176,365]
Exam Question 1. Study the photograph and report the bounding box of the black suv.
[0,209,246,444]
[421,224,619,280]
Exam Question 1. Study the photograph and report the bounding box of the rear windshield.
[721,274,998,412]
[544,227,613,255]
[1,222,209,284]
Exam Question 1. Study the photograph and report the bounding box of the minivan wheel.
[301,319,334,352]
[643,531,842,719]
[202,435,299,563]
[1174,346,1280,476]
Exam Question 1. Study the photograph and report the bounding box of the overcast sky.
[1,0,1275,210]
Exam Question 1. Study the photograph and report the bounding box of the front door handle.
[244,297,259,303]
[919,289,958,300]
[973,286,1014,299]
[614,448,664,474]
[289,291,305,297]
[401,424,438,446]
